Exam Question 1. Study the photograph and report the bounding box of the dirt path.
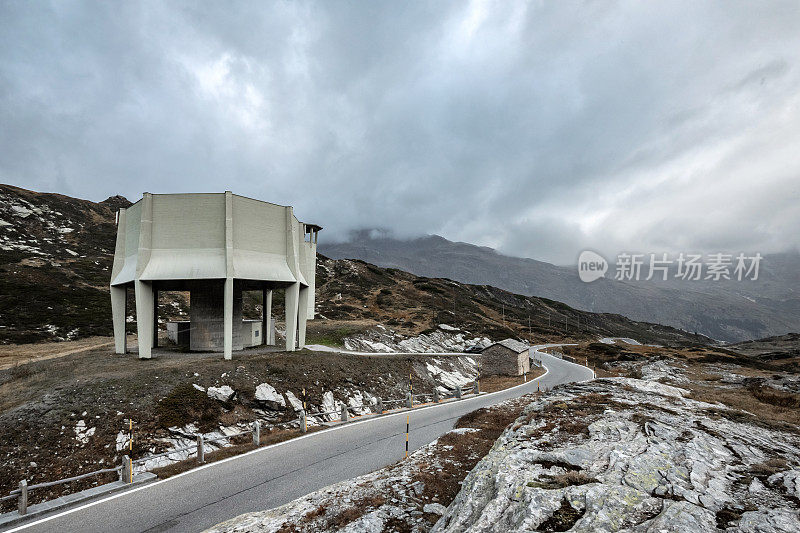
[0,336,124,370]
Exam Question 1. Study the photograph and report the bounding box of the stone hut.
[479,339,531,376]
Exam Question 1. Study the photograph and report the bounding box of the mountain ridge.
[321,233,800,342]
[0,184,707,347]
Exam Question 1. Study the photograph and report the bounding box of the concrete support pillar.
[297,286,309,349]
[266,290,273,345]
[262,288,273,345]
[111,285,127,354]
[223,278,233,360]
[261,287,267,346]
[285,282,299,351]
[152,288,158,349]
[135,280,153,359]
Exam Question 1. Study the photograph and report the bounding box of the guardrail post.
[252,421,260,446]
[120,455,132,484]
[405,392,413,409]
[455,386,462,399]
[18,480,27,516]
[376,398,384,414]
[340,404,349,423]
[433,389,440,403]
[299,409,307,433]
[197,435,205,464]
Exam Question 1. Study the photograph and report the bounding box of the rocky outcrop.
[254,383,286,409]
[343,324,490,354]
[433,378,800,532]
[206,385,235,402]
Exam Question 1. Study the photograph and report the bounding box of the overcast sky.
[1,1,799,264]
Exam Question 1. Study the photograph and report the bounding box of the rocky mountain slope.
[206,339,800,533]
[321,232,800,342]
[435,377,800,532]
[0,184,130,343]
[0,184,707,347]
[312,256,709,347]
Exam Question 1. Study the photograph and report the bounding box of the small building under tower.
[109,192,320,360]
[479,339,530,376]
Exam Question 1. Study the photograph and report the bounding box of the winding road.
[7,347,593,533]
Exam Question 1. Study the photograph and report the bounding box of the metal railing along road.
[2,381,483,518]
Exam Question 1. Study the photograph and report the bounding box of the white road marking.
[7,362,562,532]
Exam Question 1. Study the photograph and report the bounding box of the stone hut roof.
[483,339,529,353]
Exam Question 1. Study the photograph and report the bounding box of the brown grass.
[409,396,532,507]
[750,458,788,478]
[328,495,386,529]
[749,385,800,409]
[0,336,117,371]
[687,383,800,433]
[479,368,546,393]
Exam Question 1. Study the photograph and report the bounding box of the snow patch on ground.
[74,420,95,444]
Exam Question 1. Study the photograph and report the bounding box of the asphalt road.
[9,348,593,533]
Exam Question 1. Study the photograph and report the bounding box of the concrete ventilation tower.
[109,192,320,359]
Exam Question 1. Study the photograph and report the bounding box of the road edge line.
[6,363,553,532]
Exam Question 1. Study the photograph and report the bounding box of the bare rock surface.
[254,383,286,408]
[207,385,235,402]
[433,377,800,532]
[343,324,490,354]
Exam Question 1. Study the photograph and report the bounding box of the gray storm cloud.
[1,0,799,264]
